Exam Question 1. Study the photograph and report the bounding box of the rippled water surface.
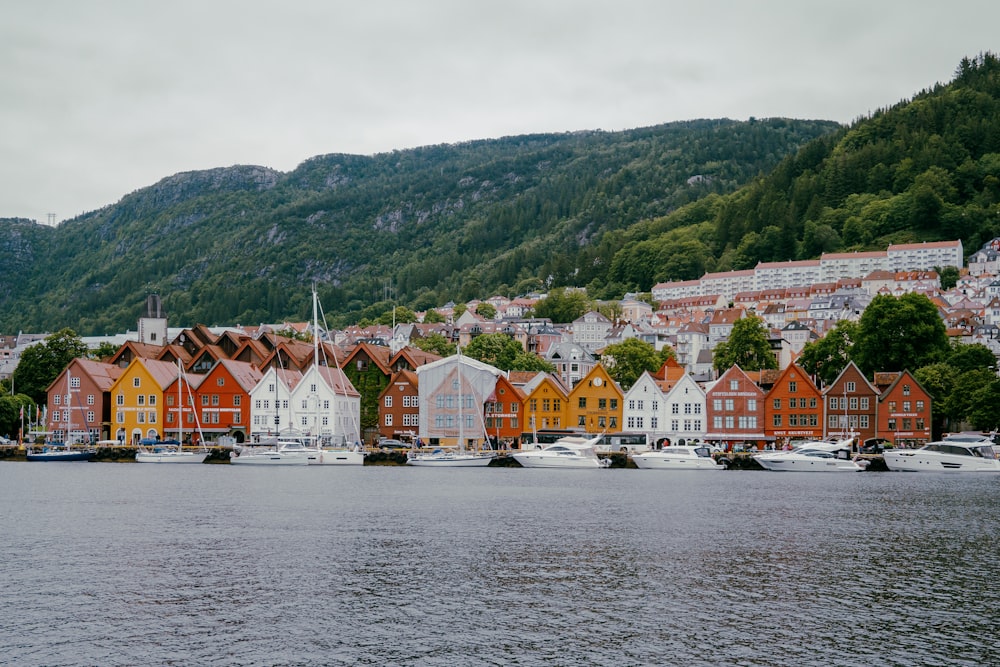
[2,462,999,666]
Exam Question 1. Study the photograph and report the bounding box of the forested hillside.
[605,53,1000,290]
[0,118,838,334]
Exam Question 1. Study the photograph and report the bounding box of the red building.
[823,361,878,444]
[876,370,933,447]
[764,363,824,446]
[705,365,767,450]
[378,369,420,441]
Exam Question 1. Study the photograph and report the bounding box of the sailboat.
[136,358,208,463]
[26,370,96,462]
[407,349,496,467]
[230,366,314,465]
[307,287,364,466]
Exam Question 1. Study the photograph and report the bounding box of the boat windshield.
[693,447,712,458]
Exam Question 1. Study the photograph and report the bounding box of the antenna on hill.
[47,213,55,226]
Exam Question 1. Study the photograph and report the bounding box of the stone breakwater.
[0,444,890,469]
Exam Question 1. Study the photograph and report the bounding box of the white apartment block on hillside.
[653,240,963,303]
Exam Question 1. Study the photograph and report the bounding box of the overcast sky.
[2,0,998,224]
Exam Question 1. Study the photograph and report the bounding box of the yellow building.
[566,365,623,432]
[523,373,568,433]
[109,357,181,444]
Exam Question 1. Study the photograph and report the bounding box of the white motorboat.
[512,435,610,469]
[137,358,209,464]
[135,440,208,464]
[311,444,366,466]
[406,448,495,467]
[883,436,1000,472]
[632,445,726,470]
[229,439,314,465]
[754,438,865,472]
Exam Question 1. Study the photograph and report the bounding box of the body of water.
[1,463,998,666]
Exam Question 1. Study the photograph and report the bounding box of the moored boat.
[632,445,726,470]
[883,436,1000,472]
[229,439,314,465]
[26,443,96,462]
[135,439,208,464]
[512,435,610,469]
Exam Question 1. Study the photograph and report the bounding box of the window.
[578,397,587,409]
[773,414,782,427]
[747,399,757,412]
[212,395,220,406]
[846,381,856,392]
[916,400,924,412]
[788,381,797,393]
[385,414,393,426]
[789,414,798,426]
[849,397,858,410]
[233,395,241,406]
[773,398,781,410]
[137,395,145,406]
[672,404,680,414]
[133,378,140,388]
[201,395,209,406]
[384,395,393,408]
[598,398,607,410]
[903,384,911,396]
[903,401,911,412]
[87,394,95,406]
[217,377,225,386]
[610,399,618,410]
[725,399,734,411]
[860,397,869,410]
[713,399,722,411]
[730,380,739,391]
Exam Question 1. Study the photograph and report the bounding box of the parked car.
[378,438,409,451]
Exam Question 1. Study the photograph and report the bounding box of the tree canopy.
[11,329,89,404]
[601,338,674,390]
[851,293,949,375]
[712,316,777,373]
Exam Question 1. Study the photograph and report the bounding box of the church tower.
[138,294,168,346]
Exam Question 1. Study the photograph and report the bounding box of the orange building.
[522,373,569,435]
[764,364,823,446]
[483,373,526,447]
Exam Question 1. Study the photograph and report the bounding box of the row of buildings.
[35,294,930,450]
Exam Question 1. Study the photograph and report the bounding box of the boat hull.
[883,452,1000,472]
[406,453,494,467]
[754,457,864,472]
[135,451,208,464]
[26,450,95,462]
[511,453,604,468]
[309,449,366,466]
[229,451,310,465]
[631,453,723,470]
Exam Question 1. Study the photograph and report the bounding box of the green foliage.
[0,117,839,335]
[0,394,33,440]
[462,333,525,371]
[11,329,89,404]
[421,309,446,324]
[851,293,949,375]
[601,338,664,390]
[532,288,593,324]
[475,302,497,319]
[712,316,778,373]
[798,320,858,386]
[937,265,960,290]
[411,332,454,357]
[376,306,417,325]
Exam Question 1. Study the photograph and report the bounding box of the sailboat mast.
[457,347,463,451]
[178,357,184,444]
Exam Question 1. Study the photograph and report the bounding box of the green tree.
[88,341,120,361]
[947,368,998,430]
[509,351,555,373]
[798,320,858,387]
[966,376,1000,432]
[376,305,418,325]
[0,394,33,441]
[712,316,777,373]
[422,309,446,324]
[945,342,996,374]
[937,265,960,291]
[601,338,663,390]
[11,329,89,404]
[851,293,948,375]
[532,288,592,324]
[463,333,523,370]
[475,302,497,319]
[915,363,959,437]
[411,332,454,357]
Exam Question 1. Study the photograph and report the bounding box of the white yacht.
[883,435,1000,472]
[754,445,866,472]
[512,435,610,469]
[631,445,726,470]
[229,439,314,465]
[135,440,208,464]
[406,448,495,467]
